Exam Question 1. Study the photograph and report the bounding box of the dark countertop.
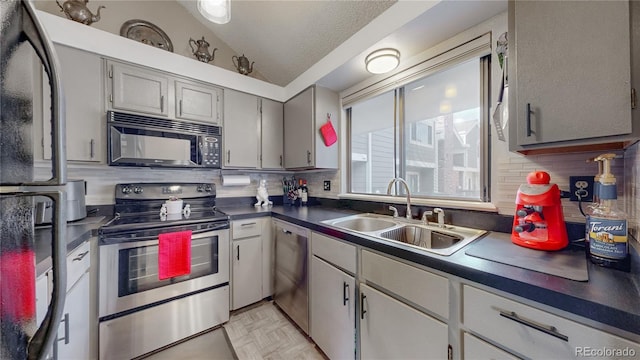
[35,216,107,277]
[221,204,640,338]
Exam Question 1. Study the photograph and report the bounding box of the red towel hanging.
[320,113,337,147]
[158,230,192,280]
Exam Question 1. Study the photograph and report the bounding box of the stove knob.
[122,186,132,194]
[133,187,144,194]
[204,185,212,192]
[197,185,204,192]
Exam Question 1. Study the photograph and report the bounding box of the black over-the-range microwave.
[107,111,221,169]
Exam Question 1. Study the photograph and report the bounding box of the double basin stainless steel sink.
[322,213,486,256]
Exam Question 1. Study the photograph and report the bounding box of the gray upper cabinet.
[175,80,222,125]
[223,89,259,168]
[42,45,103,162]
[509,0,637,154]
[261,98,284,169]
[284,85,339,169]
[107,61,169,117]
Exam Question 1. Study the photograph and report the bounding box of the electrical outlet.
[323,180,331,191]
[569,176,594,202]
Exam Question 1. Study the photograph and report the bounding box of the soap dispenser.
[586,153,630,271]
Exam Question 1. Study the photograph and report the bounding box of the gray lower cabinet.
[310,256,355,360]
[509,0,637,153]
[36,241,91,359]
[223,89,259,168]
[175,80,222,125]
[42,45,103,162]
[284,85,339,169]
[107,60,169,117]
[260,98,284,169]
[359,283,448,359]
[231,236,263,310]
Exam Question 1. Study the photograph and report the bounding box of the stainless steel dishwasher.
[274,220,310,334]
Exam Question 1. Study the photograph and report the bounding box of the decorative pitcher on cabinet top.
[56,0,104,25]
[232,54,254,75]
[189,37,217,63]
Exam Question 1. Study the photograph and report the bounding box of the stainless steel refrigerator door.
[1,1,68,359]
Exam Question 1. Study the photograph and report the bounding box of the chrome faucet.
[433,208,445,228]
[386,178,412,220]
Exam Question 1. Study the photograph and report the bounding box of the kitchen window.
[346,48,490,202]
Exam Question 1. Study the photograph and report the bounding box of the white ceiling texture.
[178,0,507,93]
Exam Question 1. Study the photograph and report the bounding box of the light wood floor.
[144,300,324,360]
[224,301,325,360]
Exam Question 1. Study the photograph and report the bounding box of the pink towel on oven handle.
[158,230,192,280]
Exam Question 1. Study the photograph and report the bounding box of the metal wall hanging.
[232,54,254,75]
[120,19,174,52]
[56,0,105,25]
[189,37,217,63]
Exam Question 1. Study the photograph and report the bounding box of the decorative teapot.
[232,54,254,75]
[189,37,217,63]
[56,0,104,26]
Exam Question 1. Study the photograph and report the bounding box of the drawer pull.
[72,251,89,262]
[499,310,568,342]
[240,222,257,227]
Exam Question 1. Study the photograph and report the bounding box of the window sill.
[337,193,499,213]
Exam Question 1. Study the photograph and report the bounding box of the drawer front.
[67,241,90,291]
[311,232,356,274]
[463,332,519,360]
[361,250,449,320]
[463,285,640,359]
[232,218,262,239]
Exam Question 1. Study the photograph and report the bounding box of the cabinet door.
[284,86,314,168]
[109,61,169,116]
[360,284,448,360]
[56,272,90,360]
[261,98,284,169]
[463,332,519,360]
[175,80,221,124]
[231,236,263,310]
[223,89,259,168]
[310,256,355,360]
[43,45,103,162]
[511,1,631,146]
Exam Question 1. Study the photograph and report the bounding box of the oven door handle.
[119,224,229,242]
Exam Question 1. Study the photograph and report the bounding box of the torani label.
[587,217,628,260]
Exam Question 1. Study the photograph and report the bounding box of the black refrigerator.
[1,1,68,359]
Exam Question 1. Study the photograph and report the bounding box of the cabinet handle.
[343,282,349,306]
[227,150,231,163]
[57,313,70,344]
[160,95,164,113]
[89,139,95,159]
[525,103,532,137]
[72,251,89,262]
[632,88,637,110]
[498,310,568,342]
[360,293,367,319]
[236,245,240,261]
[179,99,183,116]
[240,222,257,227]
[279,155,283,166]
[307,150,311,165]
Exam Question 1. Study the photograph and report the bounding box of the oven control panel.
[116,183,216,200]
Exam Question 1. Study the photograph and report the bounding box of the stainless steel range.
[98,183,230,360]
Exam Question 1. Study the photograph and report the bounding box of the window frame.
[345,41,491,202]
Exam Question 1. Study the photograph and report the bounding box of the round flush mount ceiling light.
[198,0,231,24]
[365,48,400,74]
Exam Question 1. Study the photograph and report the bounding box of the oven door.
[99,226,229,318]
